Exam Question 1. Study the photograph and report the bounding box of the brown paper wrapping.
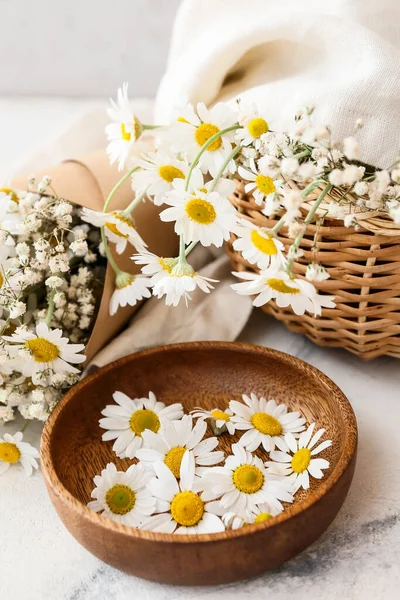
[11,150,179,363]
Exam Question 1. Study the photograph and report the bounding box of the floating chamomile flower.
[222,502,283,530]
[109,271,152,316]
[190,407,236,435]
[229,393,306,453]
[105,82,144,171]
[203,444,293,519]
[236,102,270,149]
[99,391,183,459]
[141,450,225,534]
[132,149,188,206]
[0,432,39,477]
[170,102,237,177]
[233,220,285,270]
[151,260,217,307]
[238,158,276,206]
[266,424,332,491]
[160,186,237,247]
[87,462,155,526]
[232,267,336,316]
[2,322,85,382]
[81,208,147,255]
[136,414,224,477]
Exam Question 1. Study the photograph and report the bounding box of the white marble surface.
[1,100,400,600]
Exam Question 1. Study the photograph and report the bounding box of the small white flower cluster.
[0,180,105,425]
[87,390,332,534]
[94,85,400,318]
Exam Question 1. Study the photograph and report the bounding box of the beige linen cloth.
[9,103,253,372]
[156,0,400,170]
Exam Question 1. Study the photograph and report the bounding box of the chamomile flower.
[2,322,85,381]
[136,414,224,477]
[203,444,293,519]
[106,82,143,171]
[140,450,225,534]
[170,102,237,177]
[232,220,285,270]
[87,462,155,526]
[151,260,217,307]
[190,407,236,435]
[0,432,39,476]
[238,158,276,206]
[170,167,236,199]
[109,271,152,316]
[265,424,332,491]
[232,267,335,316]
[222,501,283,530]
[236,102,270,149]
[131,251,179,279]
[132,150,189,206]
[81,208,147,254]
[229,393,306,453]
[160,187,237,247]
[99,391,183,459]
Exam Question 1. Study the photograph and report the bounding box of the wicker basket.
[227,179,400,360]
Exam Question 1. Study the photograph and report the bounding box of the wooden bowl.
[41,342,357,586]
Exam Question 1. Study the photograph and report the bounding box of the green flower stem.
[122,185,150,217]
[184,124,240,191]
[185,241,198,256]
[143,124,163,130]
[103,166,140,213]
[101,226,122,276]
[21,420,30,434]
[271,179,327,234]
[285,182,333,275]
[210,144,242,192]
[45,289,56,327]
[178,234,186,264]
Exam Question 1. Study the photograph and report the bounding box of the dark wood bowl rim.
[41,341,357,544]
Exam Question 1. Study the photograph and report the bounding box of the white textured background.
[0,0,180,96]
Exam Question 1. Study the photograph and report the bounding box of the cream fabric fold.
[155,0,400,169]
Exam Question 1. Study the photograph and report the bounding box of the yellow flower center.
[250,230,278,256]
[0,442,21,464]
[291,447,311,474]
[120,123,131,142]
[195,123,222,151]
[170,491,205,527]
[255,174,276,196]
[105,484,136,515]
[267,278,300,295]
[120,119,141,142]
[251,412,282,436]
[0,187,19,203]
[247,118,269,138]
[158,258,176,273]
[233,464,264,494]
[210,409,230,422]
[164,446,186,478]
[158,165,185,183]
[254,512,272,524]
[25,337,59,363]
[129,409,160,437]
[105,213,134,238]
[185,198,216,225]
